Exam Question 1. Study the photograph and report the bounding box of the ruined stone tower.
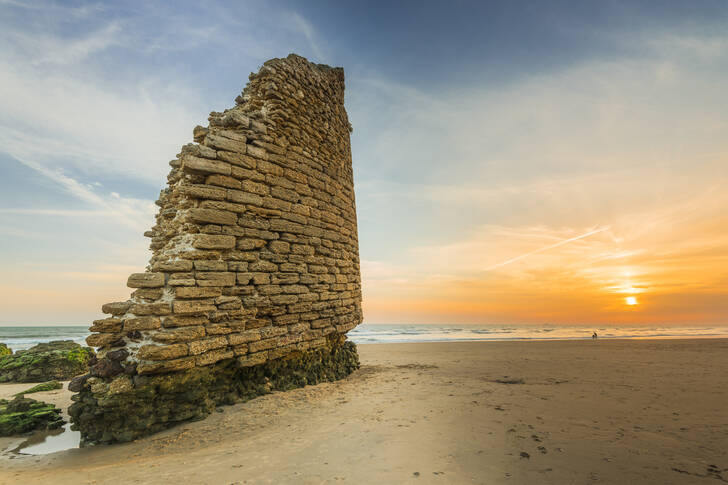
[69,54,362,444]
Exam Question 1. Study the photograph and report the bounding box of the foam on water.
[0,326,89,352]
[1,324,727,351]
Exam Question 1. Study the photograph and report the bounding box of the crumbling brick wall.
[86,54,362,376]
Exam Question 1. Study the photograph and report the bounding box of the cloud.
[9,154,155,231]
[283,11,326,62]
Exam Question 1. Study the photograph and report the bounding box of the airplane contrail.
[484,226,609,271]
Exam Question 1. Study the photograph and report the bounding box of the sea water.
[348,323,728,344]
[1,324,727,352]
[0,326,89,352]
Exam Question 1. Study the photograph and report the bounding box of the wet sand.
[1,339,727,484]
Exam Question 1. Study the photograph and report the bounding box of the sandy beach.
[1,339,726,484]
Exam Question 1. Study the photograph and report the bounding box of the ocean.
[1,324,728,352]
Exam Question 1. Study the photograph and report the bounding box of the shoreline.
[355,335,728,343]
[2,338,727,484]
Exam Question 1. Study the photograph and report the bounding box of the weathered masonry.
[69,54,362,444]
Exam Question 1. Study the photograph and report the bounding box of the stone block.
[246,145,267,160]
[129,302,171,316]
[218,150,257,169]
[237,238,266,250]
[188,208,237,225]
[195,272,235,287]
[127,273,164,288]
[152,326,206,344]
[193,260,228,271]
[206,174,242,189]
[86,333,122,348]
[221,111,250,128]
[123,317,162,332]
[248,338,277,353]
[101,302,131,316]
[138,343,189,361]
[137,356,195,375]
[204,132,247,153]
[192,234,236,249]
[188,337,228,355]
[175,287,222,299]
[163,315,209,328]
[269,241,290,254]
[90,318,122,333]
[182,155,232,175]
[227,188,263,206]
[227,330,261,345]
[196,349,234,366]
[250,260,278,272]
[152,260,194,272]
[180,184,226,200]
[173,300,216,315]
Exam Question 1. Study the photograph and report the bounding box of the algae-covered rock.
[0,343,11,357]
[70,336,359,445]
[0,396,65,436]
[15,380,64,396]
[0,340,94,383]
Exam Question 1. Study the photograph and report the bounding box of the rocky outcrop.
[71,54,363,443]
[0,341,94,383]
[0,343,10,357]
[0,396,64,436]
[15,381,63,396]
[70,334,357,445]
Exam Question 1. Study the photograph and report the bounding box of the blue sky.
[1,1,727,325]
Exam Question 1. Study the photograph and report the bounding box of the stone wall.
[69,54,362,444]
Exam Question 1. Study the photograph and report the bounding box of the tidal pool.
[15,423,80,455]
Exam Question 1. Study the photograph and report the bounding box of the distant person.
[592,331,598,339]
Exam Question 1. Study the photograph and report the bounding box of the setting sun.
[625,296,638,306]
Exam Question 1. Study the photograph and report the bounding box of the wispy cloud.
[484,226,610,271]
[284,11,325,62]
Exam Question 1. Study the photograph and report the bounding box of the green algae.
[0,396,65,436]
[70,337,359,445]
[0,343,10,357]
[15,381,63,396]
[0,341,94,383]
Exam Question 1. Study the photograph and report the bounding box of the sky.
[0,0,726,326]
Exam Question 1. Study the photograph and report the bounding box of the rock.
[0,396,64,436]
[0,343,11,357]
[89,358,124,378]
[69,336,359,445]
[14,380,63,395]
[0,340,95,383]
[127,272,165,288]
[106,349,129,361]
[68,375,90,393]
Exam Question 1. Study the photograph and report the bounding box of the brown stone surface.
[85,54,362,374]
[138,343,189,361]
[123,316,162,332]
[127,273,164,288]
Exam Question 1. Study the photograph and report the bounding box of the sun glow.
[625,296,638,306]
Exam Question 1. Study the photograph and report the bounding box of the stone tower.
[69,54,362,444]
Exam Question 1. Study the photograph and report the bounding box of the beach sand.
[1,339,726,484]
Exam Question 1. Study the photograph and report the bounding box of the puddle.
[15,423,81,455]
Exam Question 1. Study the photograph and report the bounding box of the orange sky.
[361,186,728,325]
